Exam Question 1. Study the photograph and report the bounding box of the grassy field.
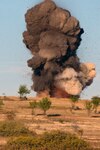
[0,96,100,149]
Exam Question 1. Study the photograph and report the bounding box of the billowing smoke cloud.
[23,0,96,97]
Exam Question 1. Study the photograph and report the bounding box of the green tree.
[29,101,38,115]
[70,95,79,112]
[38,97,51,115]
[91,96,100,113]
[85,101,93,116]
[18,85,30,99]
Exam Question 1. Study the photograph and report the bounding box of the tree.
[29,101,38,115]
[38,97,51,115]
[18,85,30,99]
[91,96,100,113]
[85,101,93,116]
[70,95,79,112]
[2,93,6,100]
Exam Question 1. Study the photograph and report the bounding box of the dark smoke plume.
[23,0,96,97]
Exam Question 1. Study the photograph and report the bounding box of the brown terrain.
[0,96,100,150]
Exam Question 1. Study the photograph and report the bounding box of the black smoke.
[23,0,96,97]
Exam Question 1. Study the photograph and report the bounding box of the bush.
[6,131,92,150]
[38,97,51,115]
[0,121,33,137]
[85,101,93,116]
[6,136,42,150]
[70,95,79,112]
[91,96,100,113]
[29,101,38,115]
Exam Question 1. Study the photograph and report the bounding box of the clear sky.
[0,0,100,99]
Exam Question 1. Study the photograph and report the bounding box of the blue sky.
[0,0,100,99]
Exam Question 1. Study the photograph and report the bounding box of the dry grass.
[0,96,100,149]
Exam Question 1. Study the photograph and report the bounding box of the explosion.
[23,0,96,98]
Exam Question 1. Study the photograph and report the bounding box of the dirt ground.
[0,96,100,149]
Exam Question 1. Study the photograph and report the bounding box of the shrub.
[29,101,38,115]
[91,96,100,113]
[85,101,93,116]
[70,95,79,112]
[38,97,51,115]
[0,121,33,137]
[6,131,92,150]
[6,136,42,150]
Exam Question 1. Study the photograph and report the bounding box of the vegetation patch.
[38,97,51,115]
[5,131,92,150]
[0,121,34,137]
